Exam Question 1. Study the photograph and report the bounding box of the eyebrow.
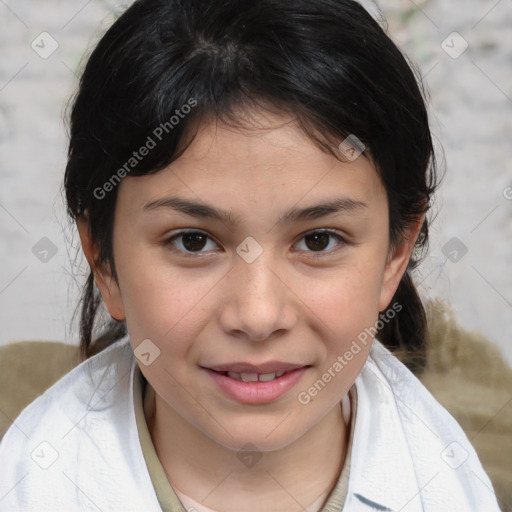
[143,196,368,226]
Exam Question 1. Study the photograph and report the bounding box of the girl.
[0,0,501,510]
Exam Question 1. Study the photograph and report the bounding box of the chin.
[205,417,306,453]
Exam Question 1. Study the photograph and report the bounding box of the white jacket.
[0,337,501,512]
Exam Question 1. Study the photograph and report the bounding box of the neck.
[143,383,348,512]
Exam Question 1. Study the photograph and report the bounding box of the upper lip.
[203,361,308,374]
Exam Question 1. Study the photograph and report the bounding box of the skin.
[79,110,423,512]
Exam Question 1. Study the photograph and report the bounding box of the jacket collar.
[342,343,424,512]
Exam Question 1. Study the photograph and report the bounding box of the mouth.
[201,363,311,404]
[211,369,300,383]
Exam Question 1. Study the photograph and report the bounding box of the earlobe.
[76,216,126,321]
[378,216,424,312]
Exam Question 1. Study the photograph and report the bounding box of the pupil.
[305,233,329,251]
[183,233,206,251]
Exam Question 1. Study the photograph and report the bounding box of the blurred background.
[0,0,511,366]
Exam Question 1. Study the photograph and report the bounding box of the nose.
[218,253,299,342]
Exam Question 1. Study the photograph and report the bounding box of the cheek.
[114,224,386,350]
[307,264,384,332]
[302,259,385,379]
[114,248,218,347]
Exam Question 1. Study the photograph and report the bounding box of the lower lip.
[203,367,309,404]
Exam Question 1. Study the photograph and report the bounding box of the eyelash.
[163,229,346,258]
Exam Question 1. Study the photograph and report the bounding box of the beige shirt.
[134,369,356,512]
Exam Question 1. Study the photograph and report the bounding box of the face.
[83,110,418,453]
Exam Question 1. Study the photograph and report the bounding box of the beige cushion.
[0,341,79,440]
[0,300,510,510]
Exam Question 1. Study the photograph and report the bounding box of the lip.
[202,365,310,404]
[204,361,305,374]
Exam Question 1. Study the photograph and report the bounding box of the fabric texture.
[0,335,501,511]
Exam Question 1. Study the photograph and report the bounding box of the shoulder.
[367,340,476,445]
[349,340,501,511]
[1,337,133,441]
[0,338,160,511]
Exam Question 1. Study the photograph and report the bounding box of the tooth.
[227,372,242,381]
[259,372,276,382]
[275,370,286,377]
[240,373,259,382]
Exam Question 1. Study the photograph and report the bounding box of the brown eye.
[304,232,331,251]
[165,230,219,254]
[181,232,207,252]
[295,230,345,254]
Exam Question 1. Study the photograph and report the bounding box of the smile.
[203,366,310,404]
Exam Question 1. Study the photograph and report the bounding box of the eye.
[164,230,220,255]
[294,229,345,255]
[164,229,346,257]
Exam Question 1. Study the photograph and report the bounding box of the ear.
[77,216,126,321]
[378,215,424,312]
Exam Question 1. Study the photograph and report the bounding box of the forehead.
[117,111,386,214]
